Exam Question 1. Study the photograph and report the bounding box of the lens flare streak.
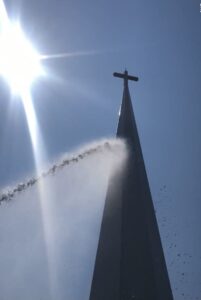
[0,1,56,295]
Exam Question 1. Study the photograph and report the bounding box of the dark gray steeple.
[89,70,173,300]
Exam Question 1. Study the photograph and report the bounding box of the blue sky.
[0,0,201,299]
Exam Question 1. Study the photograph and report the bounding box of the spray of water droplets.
[0,138,126,203]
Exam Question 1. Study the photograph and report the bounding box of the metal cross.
[113,70,139,86]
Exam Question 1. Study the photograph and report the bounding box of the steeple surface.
[89,71,174,300]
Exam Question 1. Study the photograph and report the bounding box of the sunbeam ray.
[21,90,56,296]
[40,49,104,61]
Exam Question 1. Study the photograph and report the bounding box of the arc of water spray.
[0,139,125,203]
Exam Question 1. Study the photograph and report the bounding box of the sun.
[0,21,44,96]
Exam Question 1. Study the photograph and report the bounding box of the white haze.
[0,138,127,300]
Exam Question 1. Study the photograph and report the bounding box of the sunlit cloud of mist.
[0,138,127,300]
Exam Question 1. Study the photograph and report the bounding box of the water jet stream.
[0,138,126,203]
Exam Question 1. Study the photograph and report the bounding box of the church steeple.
[89,71,174,300]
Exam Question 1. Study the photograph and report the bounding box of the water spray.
[0,139,125,203]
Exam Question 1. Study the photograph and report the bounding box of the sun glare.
[0,22,43,95]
